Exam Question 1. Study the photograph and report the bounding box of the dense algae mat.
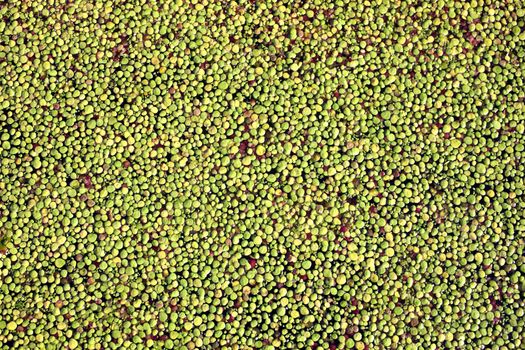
[1,0,525,349]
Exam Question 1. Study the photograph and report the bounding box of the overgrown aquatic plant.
[0,0,524,349]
